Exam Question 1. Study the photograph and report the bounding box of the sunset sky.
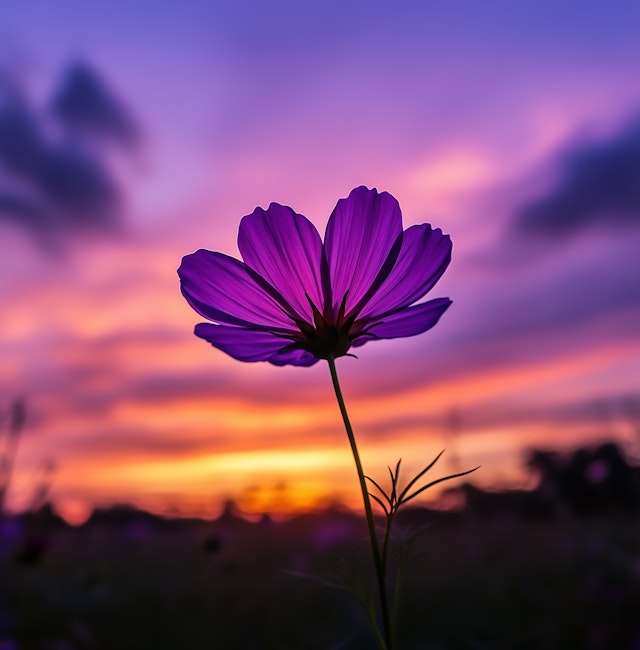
[1,1,639,523]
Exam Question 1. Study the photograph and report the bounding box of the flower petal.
[359,224,452,319]
[195,323,318,367]
[195,323,293,362]
[238,203,324,323]
[353,297,452,345]
[267,348,319,367]
[324,186,403,315]
[179,250,293,329]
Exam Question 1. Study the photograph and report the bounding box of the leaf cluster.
[366,450,479,520]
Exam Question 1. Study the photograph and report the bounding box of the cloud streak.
[515,115,640,236]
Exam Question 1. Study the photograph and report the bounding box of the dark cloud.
[34,145,118,223]
[0,99,42,173]
[51,61,140,149]
[0,191,45,226]
[515,116,640,236]
[0,61,138,247]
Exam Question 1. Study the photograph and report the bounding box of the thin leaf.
[403,466,480,504]
[365,475,390,505]
[369,492,390,516]
[397,449,446,504]
[282,569,352,593]
[389,458,401,509]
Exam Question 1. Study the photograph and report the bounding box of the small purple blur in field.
[178,185,452,366]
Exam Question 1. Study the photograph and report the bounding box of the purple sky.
[1,1,639,520]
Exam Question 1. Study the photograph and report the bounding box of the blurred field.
[2,498,639,650]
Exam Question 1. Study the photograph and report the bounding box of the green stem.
[381,512,397,647]
[327,356,394,650]
[381,513,393,580]
[392,562,401,647]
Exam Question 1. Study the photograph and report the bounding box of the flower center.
[292,293,358,360]
[297,319,353,359]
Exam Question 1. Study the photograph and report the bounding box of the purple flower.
[178,186,452,367]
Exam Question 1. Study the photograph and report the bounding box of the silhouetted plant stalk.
[328,356,478,650]
[0,399,26,518]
